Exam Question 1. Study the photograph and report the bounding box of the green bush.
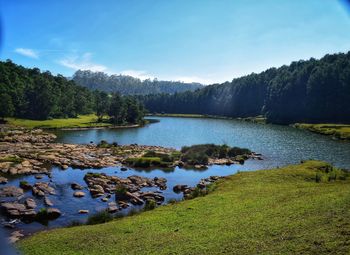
[125,157,161,167]
[144,199,157,211]
[86,210,113,225]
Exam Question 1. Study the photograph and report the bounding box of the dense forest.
[72,70,203,95]
[0,60,144,124]
[140,51,350,124]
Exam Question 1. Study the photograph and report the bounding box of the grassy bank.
[5,114,112,129]
[294,123,350,140]
[18,161,350,254]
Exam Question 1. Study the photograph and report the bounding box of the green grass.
[18,161,350,254]
[294,123,350,140]
[5,114,111,129]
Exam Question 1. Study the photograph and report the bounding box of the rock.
[8,230,24,243]
[173,184,188,193]
[71,182,83,190]
[0,176,8,184]
[120,167,128,171]
[118,201,129,208]
[24,198,36,209]
[73,191,85,198]
[32,182,55,197]
[61,164,69,170]
[35,175,44,179]
[197,182,206,189]
[0,186,24,197]
[79,209,89,214]
[44,196,53,206]
[108,202,119,213]
[1,202,36,219]
[125,192,144,205]
[47,208,61,219]
[89,185,105,197]
[101,197,109,202]
[19,181,32,190]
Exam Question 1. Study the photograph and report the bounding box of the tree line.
[72,70,203,95]
[140,51,350,124]
[0,60,144,124]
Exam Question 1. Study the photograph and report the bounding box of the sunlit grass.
[295,123,350,140]
[6,114,111,129]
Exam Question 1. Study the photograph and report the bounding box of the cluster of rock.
[0,183,61,224]
[0,128,177,175]
[1,129,57,143]
[84,173,167,212]
[173,175,223,199]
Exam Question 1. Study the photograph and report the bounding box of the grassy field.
[6,114,112,129]
[294,123,350,140]
[18,161,350,255]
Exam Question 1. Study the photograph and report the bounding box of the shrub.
[144,199,157,211]
[86,210,113,225]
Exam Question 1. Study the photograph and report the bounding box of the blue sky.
[0,0,350,84]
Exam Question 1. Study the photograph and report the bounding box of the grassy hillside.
[294,123,350,140]
[18,161,350,254]
[6,114,111,129]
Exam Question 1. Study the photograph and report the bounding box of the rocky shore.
[0,126,261,243]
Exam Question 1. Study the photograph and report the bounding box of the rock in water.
[44,196,53,206]
[47,208,61,219]
[79,209,89,214]
[24,198,37,209]
[108,202,119,213]
[71,182,83,190]
[73,191,85,197]
[0,176,8,184]
[0,186,24,197]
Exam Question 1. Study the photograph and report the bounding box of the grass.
[294,123,350,140]
[5,114,112,129]
[18,161,350,255]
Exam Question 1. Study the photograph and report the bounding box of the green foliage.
[140,51,350,124]
[86,210,113,225]
[144,199,157,211]
[294,123,350,140]
[313,163,348,183]
[115,184,128,197]
[180,144,250,165]
[97,140,118,148]
[0,155,23,164]
[125,157,161,168]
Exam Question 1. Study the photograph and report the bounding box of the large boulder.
[1,202,36,219]
[173,184,188,193]
[47,208,61,219]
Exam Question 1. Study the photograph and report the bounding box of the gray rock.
[0,186,24,197]
[24,198,36,209]
[73,191,85,198]
[0,176,8,184]
[44,196,53,206]
[71,182,83,190]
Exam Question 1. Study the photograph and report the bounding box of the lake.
[2,117,350,236]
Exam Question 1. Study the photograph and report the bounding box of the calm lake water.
[2,117,350,236]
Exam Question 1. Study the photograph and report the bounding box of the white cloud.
[120,70,155,80]
[14,48,39,59]
[58,52,107,72]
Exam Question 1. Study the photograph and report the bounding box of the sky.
[0,0,350,84]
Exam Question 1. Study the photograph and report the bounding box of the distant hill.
[72,70,204,95]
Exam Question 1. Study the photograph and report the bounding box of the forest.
[140,51,350,124]
[73,70,203,95]
[0,60,144,124]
